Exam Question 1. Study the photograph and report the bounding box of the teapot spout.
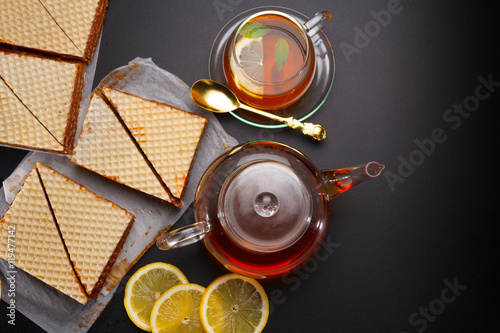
[321,162,385,200]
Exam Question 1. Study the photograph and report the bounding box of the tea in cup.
[223,9,332,110]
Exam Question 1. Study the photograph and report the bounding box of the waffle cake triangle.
[0,77,63,151]
[0,167,88,304]
[39,0,108,61]
[0,49,85,152]
[0,0,81,58]
[71,92,178,205]
[36,162,135,299]
[101,87,208,199]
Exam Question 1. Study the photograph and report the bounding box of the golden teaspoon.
[190,79,326,141]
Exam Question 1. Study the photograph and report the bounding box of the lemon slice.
[234,36,265,82]
[200,273,269,333]
[124,262,188,331]
[150,283,206,333]
[231,37,265,96]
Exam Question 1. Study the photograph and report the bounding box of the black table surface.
[1,0,499,332]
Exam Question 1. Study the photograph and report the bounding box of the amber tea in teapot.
[157,141,384,279]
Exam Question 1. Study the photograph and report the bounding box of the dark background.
[1,0,499,332]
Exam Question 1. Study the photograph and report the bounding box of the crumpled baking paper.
[0,57,238,332]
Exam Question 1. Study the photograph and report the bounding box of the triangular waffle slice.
[0,49,85,152]
[0,78,63,151]
[0,0,82,58]
[102,87,208,199]
[36,162,135,298]
[71,92,176,204]
[39,0,108,62]
[0,167,88,304]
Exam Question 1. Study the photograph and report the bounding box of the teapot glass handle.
[304,10,332,38]
[156,221,211,250]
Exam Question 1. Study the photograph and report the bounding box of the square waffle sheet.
[71,92,175,204]
[0,49,86,152]
[0,0,81,58]
[0,0,107,61]
[102,87,208,200]
[36,162,134,299]
[0,166,88,304]
[0,162,135,304]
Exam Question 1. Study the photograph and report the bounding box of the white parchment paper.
[0,58,238,332]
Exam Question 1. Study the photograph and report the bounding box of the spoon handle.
[239,105,327,141]
[284,118,327,141]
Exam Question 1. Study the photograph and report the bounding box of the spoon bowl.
[191,80,239,113]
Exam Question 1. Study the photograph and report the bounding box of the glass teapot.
[157,141,384,279]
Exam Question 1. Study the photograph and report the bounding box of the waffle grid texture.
[0,0,107,61]
[36,162,134,297]
[0,167,88,304]
[0,163,134,304]
[0,0,105,152]
[0,49,82,147]
[0,78,62,150]
[102,87,208,199]
[39,0,106,61]
[0,0,81,58]
[71,93,173,203]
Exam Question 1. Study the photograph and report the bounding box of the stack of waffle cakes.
[0,0,108,153]
[72,87,208,207]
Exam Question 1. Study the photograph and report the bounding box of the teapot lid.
[218,159,312,253]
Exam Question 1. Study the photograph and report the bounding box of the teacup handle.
[156,221,211,250]
[304,10,332,37]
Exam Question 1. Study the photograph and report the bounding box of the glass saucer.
[208,6,335,129]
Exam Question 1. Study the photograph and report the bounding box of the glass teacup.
[223,9,331,111]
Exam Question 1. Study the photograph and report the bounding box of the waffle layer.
[0,0,81,59]
[102,87,208,199]
[39,0,108,61]
[36,162,134,298]
[0,49,86,152]
[0,167,88,304]
[71,92,174,203]
[0,78,62,151]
